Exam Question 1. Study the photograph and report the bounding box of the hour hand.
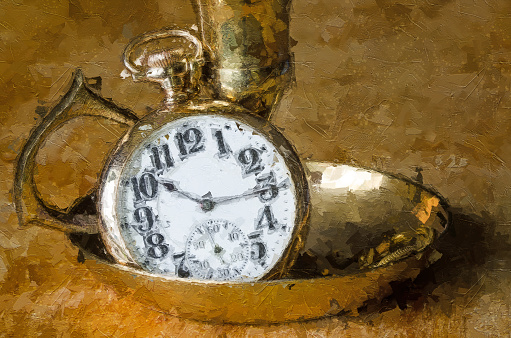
[158,178,202,203]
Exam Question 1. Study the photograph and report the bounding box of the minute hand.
[211,181,288,204]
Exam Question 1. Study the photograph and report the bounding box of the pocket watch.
[97,29,309,282]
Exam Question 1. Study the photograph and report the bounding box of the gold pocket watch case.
[100,30,309,282]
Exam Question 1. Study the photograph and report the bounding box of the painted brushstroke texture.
[1,0,510,335]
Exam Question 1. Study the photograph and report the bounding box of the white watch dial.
[115,115,297,281]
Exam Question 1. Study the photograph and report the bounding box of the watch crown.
[123,29,204,105]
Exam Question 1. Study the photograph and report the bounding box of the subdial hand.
[211,180,289,205]
[158,178,203,203]
[203,226,226,264]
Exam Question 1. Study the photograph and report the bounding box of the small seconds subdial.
[186,220,250,280]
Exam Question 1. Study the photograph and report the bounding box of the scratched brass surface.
[1,0,511,336]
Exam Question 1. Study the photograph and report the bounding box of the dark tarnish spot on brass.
[77,250,86,264]
[327,298,341,315]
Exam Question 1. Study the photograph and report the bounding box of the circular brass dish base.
[71,161,449,324]
[79,249,433,324]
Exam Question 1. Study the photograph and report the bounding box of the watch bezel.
[98,100,310,282]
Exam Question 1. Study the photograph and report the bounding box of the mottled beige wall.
[1,0,510,336]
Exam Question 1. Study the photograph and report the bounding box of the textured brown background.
[1,0,511,336]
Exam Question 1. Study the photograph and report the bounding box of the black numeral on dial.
[194,260,210,270]
[206,223,220,234]
[132,206,154,233]
[256,171,279,201]
[213,130,229,157]
[250,242,267,261]
[256,205,277,231]
[131,173,158,201]
[175,127,204,157]
[217,268,230,278]
[146,233,169,259]
[238,147,264,175]
[150,144,174,170]
[172,252,190,278]
[230,252,244,262]
[193,240,206,250]
[228,231,240,242]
